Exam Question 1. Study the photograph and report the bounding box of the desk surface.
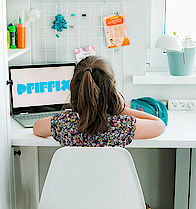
[11,111,196,148]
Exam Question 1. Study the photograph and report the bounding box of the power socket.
[168,100,196,111]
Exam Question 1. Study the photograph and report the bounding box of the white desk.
[12,111,196,148]
[11,111,196,209]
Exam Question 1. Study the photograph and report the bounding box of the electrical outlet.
[168,100,196,111]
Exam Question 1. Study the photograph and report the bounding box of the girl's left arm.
[33,116,52,137]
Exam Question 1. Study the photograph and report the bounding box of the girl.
[33,56,165,146]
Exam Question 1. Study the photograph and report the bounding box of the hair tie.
[84,67,92,73]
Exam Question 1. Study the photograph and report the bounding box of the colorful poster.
[102,13,130,49]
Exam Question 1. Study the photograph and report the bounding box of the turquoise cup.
[167,47,195,76]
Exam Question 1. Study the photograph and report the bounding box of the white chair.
[38,147,146,209]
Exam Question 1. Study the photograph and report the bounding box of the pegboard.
[31,2,127,93]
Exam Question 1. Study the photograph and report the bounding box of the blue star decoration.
[51,14,67,37]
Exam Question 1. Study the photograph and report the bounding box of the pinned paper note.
[102,13,130,49]
[75,46,96,62]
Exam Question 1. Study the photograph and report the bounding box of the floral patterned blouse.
[51,111,136,147]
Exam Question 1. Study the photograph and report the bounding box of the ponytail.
[77,70,104,135]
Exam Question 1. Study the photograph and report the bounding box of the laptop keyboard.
[13,110,71,128]
[14,112,57,121]
[13,112,60,128]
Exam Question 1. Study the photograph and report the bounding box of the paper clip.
[115,11,119,16]
[114,48,120,53]
[70,25,74,31]
[71,14,75,18]
[82,13,87,19]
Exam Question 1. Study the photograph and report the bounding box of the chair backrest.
[38,147,146,209]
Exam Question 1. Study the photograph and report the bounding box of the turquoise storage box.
[167,47,195,76]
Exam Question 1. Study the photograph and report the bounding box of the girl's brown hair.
[70,56,124,135]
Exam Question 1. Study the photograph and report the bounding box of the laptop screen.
[9,63,76,115]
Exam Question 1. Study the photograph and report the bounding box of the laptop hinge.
[6,80,13,85]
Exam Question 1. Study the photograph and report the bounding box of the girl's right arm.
[33,116,52,138]
[121,107,165,139]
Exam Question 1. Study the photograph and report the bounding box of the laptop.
[9,63,76,128]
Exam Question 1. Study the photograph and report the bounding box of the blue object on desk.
[131,97,168,126]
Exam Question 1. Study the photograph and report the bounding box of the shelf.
[133,72,196,85]
[8,47,30,61]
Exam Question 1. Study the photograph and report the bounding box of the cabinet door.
[0,0,12,208]
[13,147,40,209]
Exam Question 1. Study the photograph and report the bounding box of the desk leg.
[174,148,190,209]
[13,146,39,209]
[189,148,196,209]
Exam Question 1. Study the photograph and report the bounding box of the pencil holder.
[17,23,25,49]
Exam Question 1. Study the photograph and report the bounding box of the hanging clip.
[71,14,75,19]
[57,1,62,14]
[82,13,87,19]
[70,25,74,31]
[114,48,119,53]
[115,11,119,16]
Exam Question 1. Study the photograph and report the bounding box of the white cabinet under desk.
[11,111,196,209]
